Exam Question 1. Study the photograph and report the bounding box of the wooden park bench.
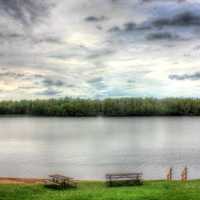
[44,174,77,189]
[106,173,143,187]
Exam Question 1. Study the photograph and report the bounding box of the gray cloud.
[18,85,37,90]
[0,31,62,44]
[85,16,107,22]
[108,26,121,32]
[169,72,200,81]
[0,0,52,26]
[110,0,120,3]
[88,77,103,84]
[108,10,200,39]
[36,88,61,96]
[32,36,63,44]
[42,79,65,87]
[109,11,200,38]
[0,32,25,40]
[34,76,65,97]
[0,71,66,90]
[127,80,135,84]
[107,8,200,43]
[140,0,187,3]
[87,77,106,90]
[147,32,180,40]
[108,22,136,33]
[0,71,25,79]
[152,12,200,28]
[87,49,115,59]
[124,22,136,32]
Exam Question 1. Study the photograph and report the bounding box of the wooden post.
[166,167,173,181]
[181,167,188,181]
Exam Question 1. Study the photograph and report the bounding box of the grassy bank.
[1,180,200,200]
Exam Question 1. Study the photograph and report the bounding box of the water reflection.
[0,116,200,179]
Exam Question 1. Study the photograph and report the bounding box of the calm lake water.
[0,116,200,180]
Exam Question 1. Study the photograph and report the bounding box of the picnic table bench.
[44,174,77,189]
[106,173,143,187]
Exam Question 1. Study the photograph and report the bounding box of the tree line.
[0,98,200,116]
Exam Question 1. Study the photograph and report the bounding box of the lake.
[0,116,200,180]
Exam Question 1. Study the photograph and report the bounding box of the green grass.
[1,180,200,200]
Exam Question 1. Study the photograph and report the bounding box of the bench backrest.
[106,173,142,180]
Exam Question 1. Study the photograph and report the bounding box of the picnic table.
[45,174,77,189]
[106,173,143,187]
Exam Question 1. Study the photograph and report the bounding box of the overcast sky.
[0,0,200,99]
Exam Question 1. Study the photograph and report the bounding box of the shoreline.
[1,177,200,185]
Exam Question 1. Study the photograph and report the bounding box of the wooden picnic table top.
[49,174,73,181]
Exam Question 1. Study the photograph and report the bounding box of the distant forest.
[0,98,200,116]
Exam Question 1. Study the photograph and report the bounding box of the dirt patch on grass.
[0,177,45,184]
